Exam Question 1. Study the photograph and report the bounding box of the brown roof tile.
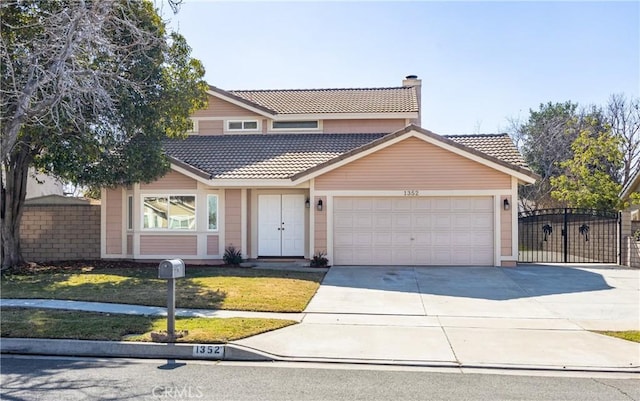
[165,130,531,181]
[227,87,418,114]
[445,134,529,169]
[164,133,387,180]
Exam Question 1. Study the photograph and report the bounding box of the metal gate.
[518,208,620,263]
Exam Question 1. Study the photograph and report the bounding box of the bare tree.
[607,93,640,188]
[1,0,207,268]
[509,102,581,210]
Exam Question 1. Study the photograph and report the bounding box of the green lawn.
[595,330,640,343]
[1,308,295,343]
[1,262,324,312]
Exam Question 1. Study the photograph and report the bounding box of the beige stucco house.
[101,76,537,267]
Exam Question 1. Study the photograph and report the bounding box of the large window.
[227,120,259,131]
[143,196,196,230]
[271,120,318,130]
[207,195,218,231]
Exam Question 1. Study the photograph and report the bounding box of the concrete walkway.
[0,299,303,321]
[2,264,639,372]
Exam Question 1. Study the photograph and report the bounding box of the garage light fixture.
[305,198,310,208]
[503,198,510,211]
[317,199,323,211]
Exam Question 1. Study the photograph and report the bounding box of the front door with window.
[258,194,305,257]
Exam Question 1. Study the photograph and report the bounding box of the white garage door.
[333,197,494,266]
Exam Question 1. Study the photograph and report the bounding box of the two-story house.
[101,76,537,267]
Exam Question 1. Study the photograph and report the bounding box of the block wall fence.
[20,203,101,262]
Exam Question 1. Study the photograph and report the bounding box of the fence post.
[619,212,623,265]
[563,208,568,263]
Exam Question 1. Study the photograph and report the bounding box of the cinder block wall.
[20,204,101,261]
[627,238,640,268]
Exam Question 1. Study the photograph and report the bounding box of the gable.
[314,137,512,191]
[192,94,264,119]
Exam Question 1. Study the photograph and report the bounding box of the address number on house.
[403,190,419,196]
[192,345,225,359]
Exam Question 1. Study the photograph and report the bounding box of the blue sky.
[163,1,639,135]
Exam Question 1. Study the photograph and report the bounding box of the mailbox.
[158,259,185,279]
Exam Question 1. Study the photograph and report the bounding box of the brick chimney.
[402,75,421,126]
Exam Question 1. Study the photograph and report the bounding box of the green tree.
[512,102,611,210]
[550,120,623,211]
[1,0,207,269]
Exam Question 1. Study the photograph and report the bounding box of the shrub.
[223,246,243,266]
[310,251,329,268]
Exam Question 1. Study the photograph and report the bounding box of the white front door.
[258,194,305,257]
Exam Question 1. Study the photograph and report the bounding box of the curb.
[2,338,639,375]
[0,338,274,361]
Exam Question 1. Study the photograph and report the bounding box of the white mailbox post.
[158,259,185,341]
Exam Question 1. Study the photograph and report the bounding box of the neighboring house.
[26,168,64,199]
[101,75,538,267]
[620,170,640,220]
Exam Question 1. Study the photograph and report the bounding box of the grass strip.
[1,308,296,343]
[594,330,640,343]
[1,264,324,312]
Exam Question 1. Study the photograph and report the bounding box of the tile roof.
[445,134,529,168]
[164,133,387,179]
[165,130,530,181]
[226,87,419,114]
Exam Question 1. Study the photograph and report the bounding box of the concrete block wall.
[627,238,640,268]
[20,204,101,261]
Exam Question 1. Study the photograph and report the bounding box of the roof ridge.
[445,133,510,138]
[229,86,412,93]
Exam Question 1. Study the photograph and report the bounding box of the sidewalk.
[1,297,639,373]
[0,299,303,321]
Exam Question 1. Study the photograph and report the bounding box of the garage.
[333,196,494,266]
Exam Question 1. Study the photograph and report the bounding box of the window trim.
[270,120,320,131]
[226,119,260,132]
[207,194,219,232]
[141,194,197,232]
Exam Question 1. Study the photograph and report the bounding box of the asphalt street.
[1,355,638,401]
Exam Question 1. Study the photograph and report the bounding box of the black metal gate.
[518,208,620,263]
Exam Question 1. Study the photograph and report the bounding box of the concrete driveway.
[236,264,640,370]
[304,264,639,329]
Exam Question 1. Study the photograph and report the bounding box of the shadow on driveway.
[322,264,614,301]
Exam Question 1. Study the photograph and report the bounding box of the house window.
[207,195,218,231]
[127,196,133,230]
[227,120,259,131]
[271,120,319,130]
[143,195,196,230]
[187,119,197,134]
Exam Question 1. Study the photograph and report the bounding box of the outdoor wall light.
[317,199,323,211]
[503,198,510,211]
[305,198,310,208]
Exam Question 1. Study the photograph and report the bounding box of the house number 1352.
[403,190,419,196]
[192,345,224,358]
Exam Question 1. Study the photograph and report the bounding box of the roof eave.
[168,156,212,180]
[273,112,418,120]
